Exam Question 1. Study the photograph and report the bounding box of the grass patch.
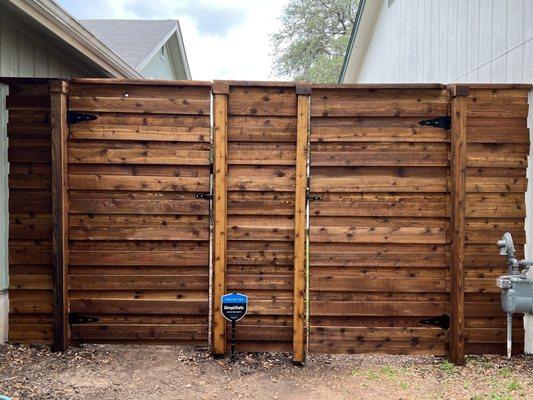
[467,356,493,369]
[380,365,396,378]
[507,379,521,392]
[488,394,514,400]
[367,370,379,380]
[440,360,456,373]
[498,367,512,378]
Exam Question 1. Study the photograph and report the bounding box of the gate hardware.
[68,111,97,125]
[419,314,449,330]
[419,116,451,130]
[195,193,213,200]
[307,193,323,201]
[69,313,99,325]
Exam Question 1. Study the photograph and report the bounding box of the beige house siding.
[0,12,98,78]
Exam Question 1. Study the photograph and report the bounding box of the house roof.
[81,19,178,69]
[3,0,143,78]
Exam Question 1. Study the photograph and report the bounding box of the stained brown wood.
[212,92,228,356]
[308,86,450,360]
[8,80,529,358]
[50,80,69,352]
[449,85,468,365]
[64,81,211,346]
[293,92,309,363]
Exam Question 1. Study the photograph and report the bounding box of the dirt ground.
[1,344,533,400]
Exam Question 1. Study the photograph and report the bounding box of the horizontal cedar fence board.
[462,88,528,354]
[308,86,450,355]
[65,82,211,344]
[223,82,299,351]
[6,80,529,358]
[6,82,53,344]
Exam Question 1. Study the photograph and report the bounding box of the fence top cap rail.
[214,80,303,88]
[458,83,532,90]
[68,78,212,87]
[312,83,446,89]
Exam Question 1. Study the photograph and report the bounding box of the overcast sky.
[57,0,289,80]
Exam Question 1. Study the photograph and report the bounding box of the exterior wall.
[141,45,176,80]
[0,84,8,343]
[355,0,533,84]
[0,12,97,78]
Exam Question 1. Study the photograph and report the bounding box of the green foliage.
[440,360,456,373]
[498,367,512,378]
[270,0,359,83]
[507,379,521,392]
[379,365,396,378]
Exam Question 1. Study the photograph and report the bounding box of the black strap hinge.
[195,193,213,200]
[419,314,450,330]
[419,116,451,130]
[68,111,97,125]
[69,313,99,325]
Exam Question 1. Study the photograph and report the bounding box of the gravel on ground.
[1,343,533,399]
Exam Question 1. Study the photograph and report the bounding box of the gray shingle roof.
[80,19,177,68]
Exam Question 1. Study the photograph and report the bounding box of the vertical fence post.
[212,82,229,356]
[50,80,69,352]
[293,84,310,364]
[449,84,469,365]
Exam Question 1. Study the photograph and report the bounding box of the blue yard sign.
[221,292,248,360]
[221,292,248,322]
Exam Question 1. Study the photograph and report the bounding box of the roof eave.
[338,0,382,83]
[175,21,191,79]
[6,0,143,78]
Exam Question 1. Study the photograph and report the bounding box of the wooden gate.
[5,78,529,364]
[64,79,212,344]
[210,82,308,356]
[307,85,451,355]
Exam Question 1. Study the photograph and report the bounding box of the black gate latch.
[68,111,97,125]
[419,116,451,130]
[307,193,323,201]
[419,314,450,330]
[195,193,213,200]
[69,313,99,325]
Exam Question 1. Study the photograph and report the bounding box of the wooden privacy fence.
[4,79,530,365]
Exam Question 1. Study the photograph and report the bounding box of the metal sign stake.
[230,320,237,362]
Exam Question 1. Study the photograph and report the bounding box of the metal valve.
[497,232,515,258]
[496,232,533,358]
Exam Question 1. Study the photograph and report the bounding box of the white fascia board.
[175,20,191,79]
[136,23,177,71]
[341,0,382,83]
[6,0,143,78]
